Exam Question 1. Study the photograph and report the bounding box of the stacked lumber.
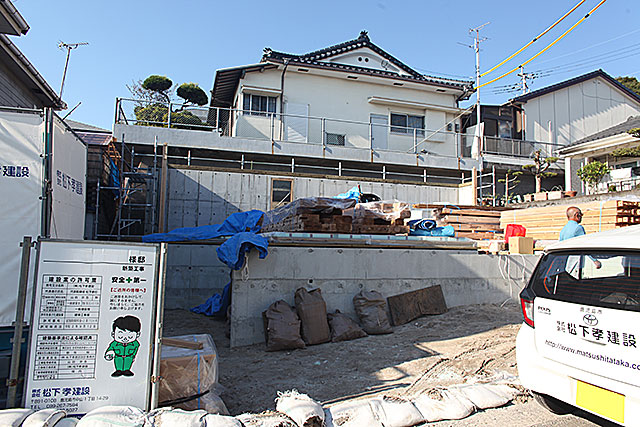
[348,201,411,235]
[433,205,504,240]
[500,200,640,240]
[261,207,353,233]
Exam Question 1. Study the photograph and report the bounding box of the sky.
[9,0,640,130]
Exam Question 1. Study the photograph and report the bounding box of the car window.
[531,251,640,311]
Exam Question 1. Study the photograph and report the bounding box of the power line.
[475,0,608,91]
[480,0,585,77]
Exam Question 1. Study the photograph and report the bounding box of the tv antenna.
[58,41,88,98]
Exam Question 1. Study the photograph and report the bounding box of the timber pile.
[500,200,640,240]
[431,205,504,240]
[261,207,353,233]
[348,201,411,235]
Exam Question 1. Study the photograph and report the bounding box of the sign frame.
[22,239,166,415]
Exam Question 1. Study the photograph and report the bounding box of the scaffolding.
[94,137,159,240]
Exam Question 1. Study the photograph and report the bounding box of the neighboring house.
[558,115,640,193]
[210,31,473,159]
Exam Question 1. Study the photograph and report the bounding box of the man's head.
[111,315,141,343]
[566,206,583,223]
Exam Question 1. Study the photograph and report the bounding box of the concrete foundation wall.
[230,246,540,347]
[163,167,461,309]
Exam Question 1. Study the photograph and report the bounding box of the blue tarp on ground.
[142,210,265,242]
[191,282,231,318]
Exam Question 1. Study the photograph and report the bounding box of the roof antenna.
[58,41,88,98]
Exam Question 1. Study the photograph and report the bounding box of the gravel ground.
[163,302,616,426]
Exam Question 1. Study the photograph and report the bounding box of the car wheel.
[534,392,574,415]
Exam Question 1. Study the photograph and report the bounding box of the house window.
[390,113,425,137]
[271,178,293,208]
[243,93,277,116]
[326,133,346,146]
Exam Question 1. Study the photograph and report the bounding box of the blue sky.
[10,0,640,129]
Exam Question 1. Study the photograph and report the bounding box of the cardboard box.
[533,192,548,201]
[509,236,534,254]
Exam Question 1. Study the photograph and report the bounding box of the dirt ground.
[163,302,613,426]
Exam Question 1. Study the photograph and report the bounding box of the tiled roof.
[261,31,472,91]
[509,69,640,105]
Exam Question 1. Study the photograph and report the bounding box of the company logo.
[537,306,551,315]
[583,314,598,326]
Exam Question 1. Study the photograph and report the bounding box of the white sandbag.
[76,406,146,427]
[275,390,324,427]
[454,384,518,410]
[325,400,383,427]
[22,408,67,426]
[54,419,79,427]
[236,411,297,427]
[148,408,206,426]
[202,413,244,427]
[412,389,475,422]
[0,408,34,426]
[368,396,424,427]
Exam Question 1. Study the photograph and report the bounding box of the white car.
[516,224,640,426]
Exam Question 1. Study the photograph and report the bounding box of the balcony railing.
[115,98,560,160]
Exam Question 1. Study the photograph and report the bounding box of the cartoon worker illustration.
[104,315,141,377]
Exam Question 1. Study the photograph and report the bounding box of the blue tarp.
[216,232,269,270]
[410,225,455,237]
[335,186,361,200]
[142,210,264,242]
[191,282,231,318]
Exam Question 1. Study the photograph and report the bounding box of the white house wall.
[524,76,640,145]
[236,68,461,156]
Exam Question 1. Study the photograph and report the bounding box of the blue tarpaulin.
[142,210,264,242]
[335,186,361,200]
[191,282,231,318]
[410,225,455,237]
[216,232,269,270]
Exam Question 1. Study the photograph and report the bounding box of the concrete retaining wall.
[230,247,540,347]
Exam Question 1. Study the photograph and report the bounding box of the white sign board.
[0,109,44,326]
[535,297,639,385]
[50,116,86,239]
[24,240,163,415]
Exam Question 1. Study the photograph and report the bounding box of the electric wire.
[480,0,585,77]
[475,0,608,91]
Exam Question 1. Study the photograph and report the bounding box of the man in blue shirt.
[559,206,601,268]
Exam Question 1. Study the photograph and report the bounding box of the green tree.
[142,75,173,102]
[577,160,610,193]
[523,150,558,193]
[177,83,208,106]
[616,76,640,96]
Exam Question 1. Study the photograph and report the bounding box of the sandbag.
[56,419,79,427]
[353,290,392,335]
[327,310,367,342]
[412,389,475,422]
[148,408,206,426]
[454,383,518,410]
[0,408,34,426]
[202,414,244,427]
[22,409,66,427]
[368,396,424,427]
[76,406,146,427]
[263,301,305,352]
[236,411,297,427]
[325,400,383,427]
[275,390,324,427]
[294,288,330,345]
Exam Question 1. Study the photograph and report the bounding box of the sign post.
[23,240,165,415]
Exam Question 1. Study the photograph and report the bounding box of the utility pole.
[58,41,88,98]
[469,23,489,130]
[517,66,535,95]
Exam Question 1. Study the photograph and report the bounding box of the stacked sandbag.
[203,414,244,427]
[412,389,475,422]
[325,400,383,427]
[0,409,34,427]
[148,408,207,426]
[327,311,367,342]
[236,410,297,427]
[295,288,330,345]
[263,300,306,351]
[275,390,324,427]
[76,406,146,427]
[368,396,424,427]
[22,409,67,427]
[451,383,518,410]
[353,290,393,335]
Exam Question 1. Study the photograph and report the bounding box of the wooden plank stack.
[431,205,504,240]
[500,200,640,240]
[261,207,353,233]
[348,201,411,235]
